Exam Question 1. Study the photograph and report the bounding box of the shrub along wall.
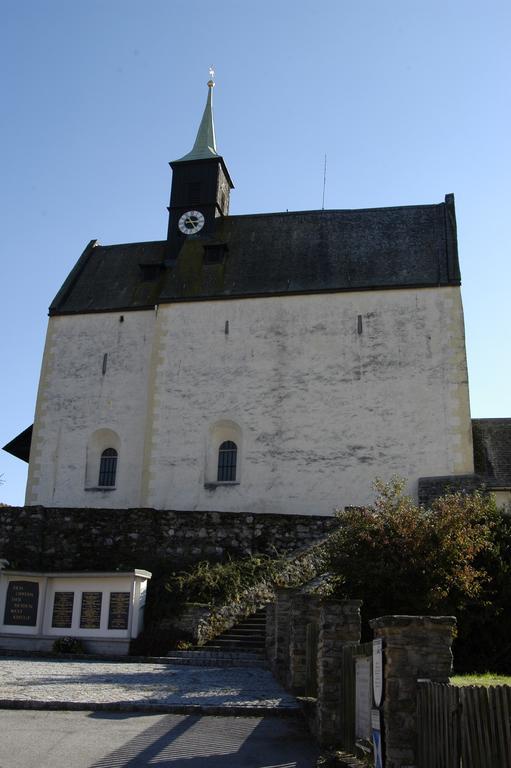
[0,505,337,572]
[168,544,327,645]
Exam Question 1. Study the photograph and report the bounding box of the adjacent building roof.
[419,419,511,504]
[2,425,32,463]
[473,419,511,489]
[50,194,461,316]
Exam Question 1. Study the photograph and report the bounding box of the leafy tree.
[325,478,509,669]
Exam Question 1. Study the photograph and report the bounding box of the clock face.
[178,210,205,235]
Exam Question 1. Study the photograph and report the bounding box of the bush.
[163,554,288,610]
[140,548,324,634]
[326,478,498,615]
[134,547,325,656]
[324,478,508,670]
[52,636,85,654]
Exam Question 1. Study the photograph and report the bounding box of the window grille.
[98,448,118,487]
[217,441,237,482]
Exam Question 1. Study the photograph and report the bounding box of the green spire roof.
[176,77,218,162]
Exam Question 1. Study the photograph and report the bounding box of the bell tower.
[166,71,234,256]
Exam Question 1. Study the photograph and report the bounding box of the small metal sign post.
[371,709,383,768]
[372,638,384,766]
[373,638,383,707]
[355,656,372,741]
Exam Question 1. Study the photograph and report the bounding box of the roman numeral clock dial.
[178,210,205,235]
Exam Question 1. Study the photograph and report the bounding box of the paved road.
[0,710,318,768]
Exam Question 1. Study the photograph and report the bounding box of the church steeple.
[176,73,218,162]
[166,71,234,248]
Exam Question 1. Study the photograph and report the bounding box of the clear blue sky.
[1,1,509,505]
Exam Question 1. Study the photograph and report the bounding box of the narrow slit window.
[98,448,118,487]
[217,441,237,482]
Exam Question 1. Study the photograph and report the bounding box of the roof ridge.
[97,239,168,250]
[223,202,444,221]
[473,418,511,424]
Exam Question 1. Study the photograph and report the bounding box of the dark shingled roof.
[419,419,511,503]
[50,194,460,315]
[473,419,511,488]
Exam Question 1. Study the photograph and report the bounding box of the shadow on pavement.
[86,712,317,767]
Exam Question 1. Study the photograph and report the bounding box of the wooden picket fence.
[417,680,511,767]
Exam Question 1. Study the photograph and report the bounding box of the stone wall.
[168,604,211,645]
[0,505,336,572]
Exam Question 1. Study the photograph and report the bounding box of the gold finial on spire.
[208,66,215,88]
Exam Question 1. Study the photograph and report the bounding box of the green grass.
[450,673,511,686]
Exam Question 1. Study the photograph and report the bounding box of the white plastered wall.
[26,286,474,515]
[26,310,156,507]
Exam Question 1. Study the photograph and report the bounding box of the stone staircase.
[166,606,268,667]
[204,607,267,653]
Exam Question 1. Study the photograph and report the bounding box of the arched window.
[98,448,118,487]
[217,441,237,482]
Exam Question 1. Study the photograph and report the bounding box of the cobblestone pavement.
[0,657,299,711]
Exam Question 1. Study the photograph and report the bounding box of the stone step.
[193,605,271,656]
[204,608,272,654]
[233,619,266,628]
[171,649,264,660]
[210,639,265,650]
[166,649,267,667]
[223,619,266,627]
[214,638,265,647]
[212,636,265,645]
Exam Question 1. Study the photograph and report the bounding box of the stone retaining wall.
[0,505,337,571]
[168,604,212,645]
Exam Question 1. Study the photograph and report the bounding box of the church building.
[7,75,500,517]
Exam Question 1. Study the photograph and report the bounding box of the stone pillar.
[289,593,321,693]
[369,615,456,768]
[273,587,300,682]
[316,599,362,746]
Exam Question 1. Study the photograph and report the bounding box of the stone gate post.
[273,586,300,682]
[369,615,456,768]
[289,592,321,693]
[316,599,362,746]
